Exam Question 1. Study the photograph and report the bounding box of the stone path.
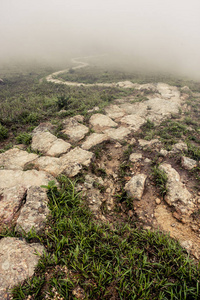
[1,68,200,297]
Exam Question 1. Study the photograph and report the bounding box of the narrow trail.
[46,56,135,88]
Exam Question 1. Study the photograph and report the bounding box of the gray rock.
[0,237,44,298]
[60,147,95,177]
[16,186,49,233]
[120,115,146,131]
[104,127,131,142]
[160,149,169,157]
[0,186,26,229]
[138,139,161,148]
[81,133,109,150]
[159,163,192,206]
[89,113,117,131]
[181,156,197,170]
[125,174,147,200]
[129,153,143,162]
[32,131,71,156]
[0,170,55,189]
[171,142,188,153]
[32,122,55,135]
[86,188,102,212]
[0,148,38,170]
[62,118,89,142]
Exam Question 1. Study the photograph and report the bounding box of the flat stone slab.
[159,163,192,207]
[104,127,131,142]
[89,113,117,131]
[16,186,49,233]
[0,237,44,298]
[125,174,147,200]
[62,118,89,142]
[120,115,146,131]
[31,131,71,156]
[129,153,143,162]
[81,133,109,150]
[181,156,197,170]
[60,147,95,177]
[0,185,26,229]
[104,104,125,119]
[0,148,38,170]
[0,170,55,189]
[25,156,61,177]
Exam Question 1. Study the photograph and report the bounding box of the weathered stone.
[116,81,136,88]
[160,149,168,157]
[32,122,55,134]
[27,156,61,177]
[181,156,197,170]
[155,198,161,205]
[89,113,117,130]
[73,114,84,123]
[0,237,44,298]
[32,131,71,156]
[0,148,38,170]
[62,117,89,142]
[0,170,55,189]
[138,139,161,148]
[16,186,49,233]
[46,139,71,157]
[104,104,125,119]
[81,133,109,150]
[0,186,26,228]
[181,86,190,92]
[104,127,131,142]
[125,174,147,200]
[171,142,188,153]
[129,153,143,162]
[159,163,192,206]
[120,115,146,131]
[60,147,95,177]
[86,188,102,212]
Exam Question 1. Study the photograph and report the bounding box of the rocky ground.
[0,81,200,298]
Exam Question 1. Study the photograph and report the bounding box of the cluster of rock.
[0,81,199,297]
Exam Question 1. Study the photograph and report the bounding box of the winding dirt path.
[45,56,135,88]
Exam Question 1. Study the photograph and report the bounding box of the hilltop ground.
[0,57,200,299]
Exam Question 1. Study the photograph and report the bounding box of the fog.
[1,0,200,79]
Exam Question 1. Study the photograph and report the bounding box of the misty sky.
[1,0,200,78]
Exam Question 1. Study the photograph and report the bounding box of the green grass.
[1,177,198,299]
[151,165,168,197]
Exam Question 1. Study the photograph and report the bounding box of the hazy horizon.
[1,0,200,79]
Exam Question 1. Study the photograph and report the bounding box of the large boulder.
[0,237,44,298]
